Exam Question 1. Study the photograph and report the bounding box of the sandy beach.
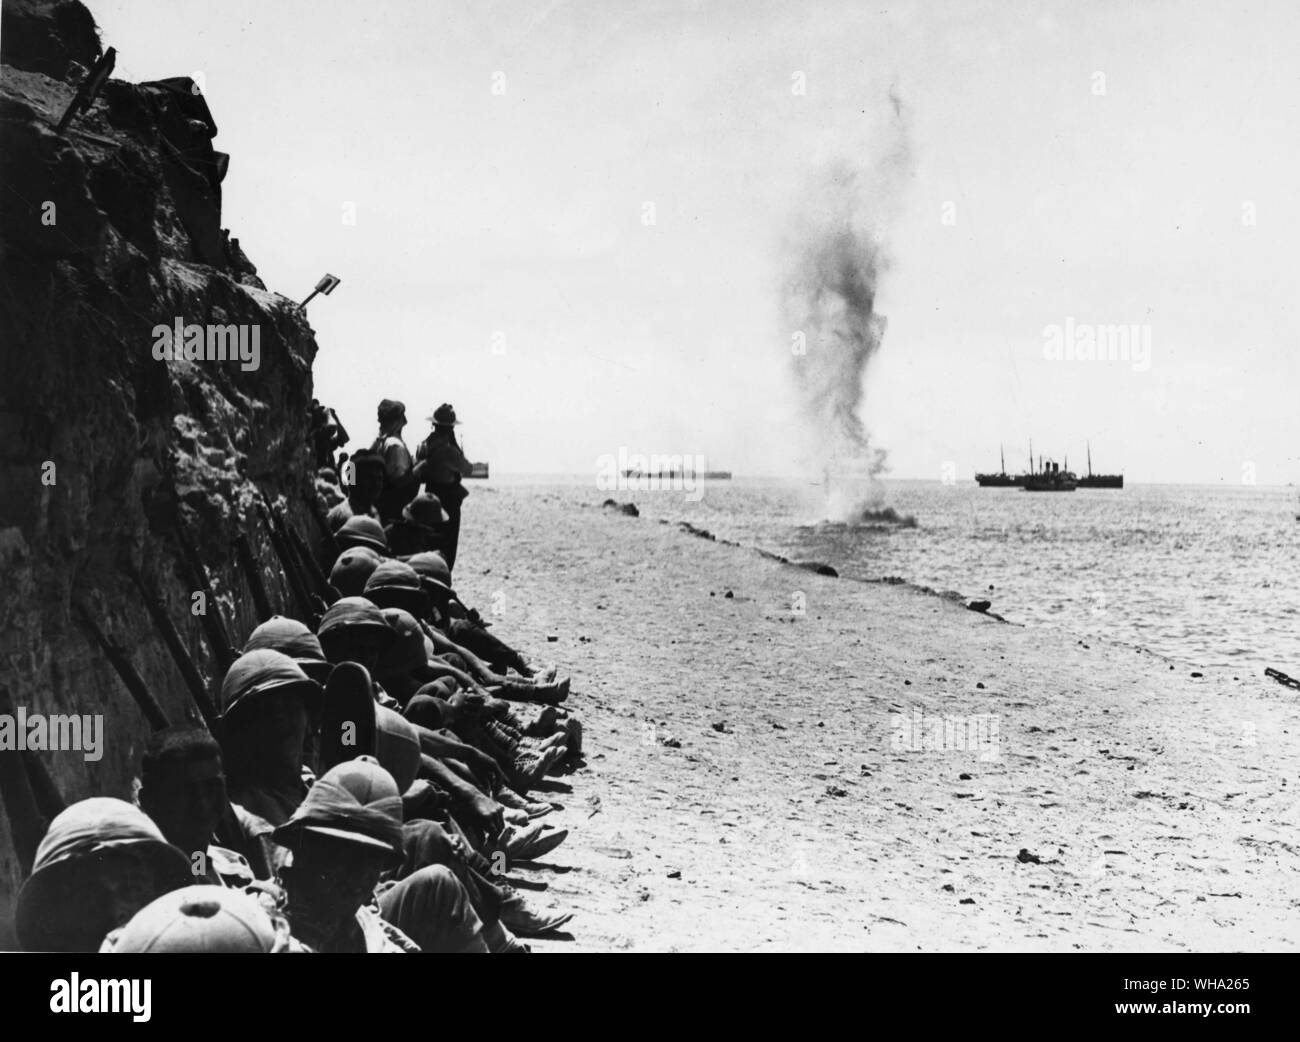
[455,485,1300,953]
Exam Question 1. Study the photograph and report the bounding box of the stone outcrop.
[0,0,323,944]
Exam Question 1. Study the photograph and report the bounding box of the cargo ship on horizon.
[1075,443,1123,489]
[975,445,1024,487]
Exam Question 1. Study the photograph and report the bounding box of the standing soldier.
[416,403,471,571]
[371,399,427,523]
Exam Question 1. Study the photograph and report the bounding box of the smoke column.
[783,90,912,521]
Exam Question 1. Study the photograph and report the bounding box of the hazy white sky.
[88,0,1300,483]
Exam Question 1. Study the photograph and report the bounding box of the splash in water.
[782,89,912,521]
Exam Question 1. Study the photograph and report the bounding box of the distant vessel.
[621,468,732,480]
[1022,455,1077,492]
[466,462,489,479]
[975,445,1025,487]
[1075,443,1123,489]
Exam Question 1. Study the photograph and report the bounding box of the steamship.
[975,446,1024,487]
[1022,457,1077,492]
[1075,443,1123,489]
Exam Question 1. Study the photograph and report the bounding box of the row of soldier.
[12,399,582,952]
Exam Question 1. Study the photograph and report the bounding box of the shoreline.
[459,485,1300,952]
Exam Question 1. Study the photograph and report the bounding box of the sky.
[85,0,1300,484]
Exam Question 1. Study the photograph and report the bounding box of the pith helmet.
[16,798,192,952]
[336,515,388,554]
[101,884,291,953]
[329,547,383,597]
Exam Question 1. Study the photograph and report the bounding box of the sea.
[493,475,1300,671]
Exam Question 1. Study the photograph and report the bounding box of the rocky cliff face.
[0,0,323,944]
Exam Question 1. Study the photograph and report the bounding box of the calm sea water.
[493,475,1300,670]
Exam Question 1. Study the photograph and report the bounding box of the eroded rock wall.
[0,0,323,945]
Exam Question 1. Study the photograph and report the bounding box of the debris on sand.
[793,561,839,577]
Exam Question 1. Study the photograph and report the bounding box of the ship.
[1022,455,1077,492]
[466,462,489,479]
[975,445,1024,487]
[1075,442,1123,489]
[621,468,732,479]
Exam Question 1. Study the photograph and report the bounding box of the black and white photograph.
[0,0,1296,1011]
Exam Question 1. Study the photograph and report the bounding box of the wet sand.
[457,485,1300,952]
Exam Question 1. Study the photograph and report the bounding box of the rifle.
[55,47,116,135]
[286,516,338,606]
[72,602,169,730]
[122,559,220,731]
[173,518,237,675]
[232,532,274,623]
[308,494,340,564]
[257,493,324,623]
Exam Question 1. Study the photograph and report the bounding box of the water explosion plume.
[783,91,912,521]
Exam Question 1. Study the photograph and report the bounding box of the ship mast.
[1087,441,1093,478]
[1000,444,1005,474]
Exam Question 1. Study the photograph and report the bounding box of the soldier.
[219,649,323,827]
[273,759,484,953]
[385,491,448,557]
[137,725,266,885]
[15,799,192,952]
[325,449,385,532]
[370,399,428,524]
[415,403,472,570]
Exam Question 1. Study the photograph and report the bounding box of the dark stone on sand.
[967,600,992,613]
[1190,671,1203,678]
[825,785,848,798]
[723,590,733,599]
[959,773,971,780]
[975,682,985,689]
[601,499,638,516]
[546,635,559,642]
[959,898,976,905]
[667,870,681,879]
[793,561,838,577]
[1016,849,1043,864]
[711,721,729,733]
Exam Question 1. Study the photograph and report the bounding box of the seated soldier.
[220,649,323,827]
[325,449,385,532]
[317,599,569,863]
[273,759,484,953]
[137,725,266,885]
[366,557,570,704]
[15,799,192,952]
[333,515,390,562]
[386,491,448,557]
[329,546,383,597]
